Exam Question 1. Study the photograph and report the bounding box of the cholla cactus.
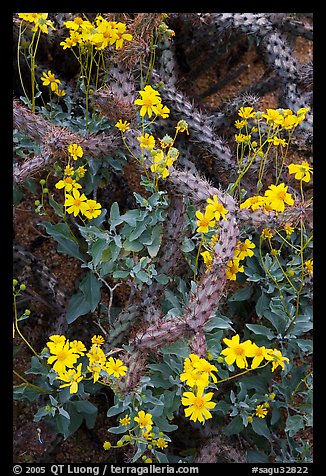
[13,100,120,184]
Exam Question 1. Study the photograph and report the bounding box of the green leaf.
[55,412,71,439]
[107,403,128,417]
[108,425,128,434]
[223,415,244,436]
[263,310,288,334]
[13,186,23,205]
[246,450,269,463]
[112,270,130,279]
[153,416,178,432]
[66,291,92,324]
[204,314,234,331]
[123,239,144,252]
[251,417,271,440]
[154,274,170,285]
[42,222,84,261]
[255,291,270,317]
[285,415,305,437]
[147,224,163,258]
[25,356,49,376]
[58,407,71,420]
[79,272,102,312]
[245,324,274,339]
[128,221,147,241]
[109,202,123,230]
[161,340,190,358]
[155,451,169,463]
[49,195,64,218]
[228,285,253,302]
[120,209,143,227]
[181,238,195,253]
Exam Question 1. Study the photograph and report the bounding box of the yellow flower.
[105,357,128,378]
[91,335,105,346]
[288,161,313,182]
[114,22,133,49]
[87,361,103,383]
[195,210,216,234]
[264,183,294,213]
[262,109,284,126]
[64,188,88,216]
[154,102,170,118]
[55,176,81,192]
[54,88,66,97]
[234,239,256,261]
[134,85,162,118]
[269,136,287,147]
[261,228,273,240]
[296,107,310,124]
[179,368,209,389]
[255,404,268,418]
[200,250,213,273]
[115,119,130,132]
[221,334,253,369]
[283,223,295,236]
[68,143,83,161]
[183,353,201,372]
[69,340,87,355]
[137,133,156,149]
[282,115,298,129]
[64,165,74,176]
[240,195,266,211]
[193,358,218,383]
[83,199,102,220]
[18,13,55,34]
[181,388,216,423]
[156,438,168,449]
[176,120,189,134]
[119,415,131,426]
[134,411,153,432]
[238,107,256,119]
[265,349,289,372]
[235,133,251,143]
[76,166,87,178]
[57,363,83,394]
[142,431,153,440]
[234,119,248,129]
[247,343,271,369]
[87,343,107,366]
[60,37,75,49]
[47,341,79,374]
[41,70,61,92]
[225,259,244,281]
[304,259,313,275]
[206,195,228,221]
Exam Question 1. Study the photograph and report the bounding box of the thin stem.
[216,361,270,384]
[13,370,49,394]
[13,292,39,357]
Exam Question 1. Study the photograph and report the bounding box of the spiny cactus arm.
[266,13,313,41]
[209,12,273,36]
[185,201,239,356]
[13,100,120,184]
[150,70,235,174]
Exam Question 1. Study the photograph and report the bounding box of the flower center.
[57,349,69,361]
[193,397,205,409]
[278,191,286,200]
[234,345,245,356]
[73,199,81,207]
[201,218,209,227]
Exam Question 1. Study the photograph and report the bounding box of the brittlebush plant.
[13,14,313,462]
